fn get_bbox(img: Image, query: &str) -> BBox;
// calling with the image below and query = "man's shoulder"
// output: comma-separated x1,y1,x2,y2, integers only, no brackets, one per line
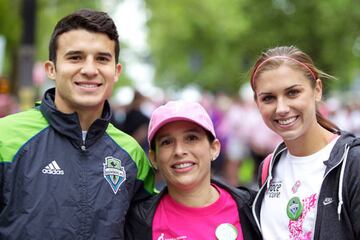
0,108,49,163
106,123,141,146
105,123,148,156
0,107,43,122
0,108,48,140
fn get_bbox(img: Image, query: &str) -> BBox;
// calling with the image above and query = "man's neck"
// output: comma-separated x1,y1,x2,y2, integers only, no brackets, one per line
54,101,104,131
77,107,103,131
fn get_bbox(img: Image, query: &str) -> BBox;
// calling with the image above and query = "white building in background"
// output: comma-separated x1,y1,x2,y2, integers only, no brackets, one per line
105,0,162,100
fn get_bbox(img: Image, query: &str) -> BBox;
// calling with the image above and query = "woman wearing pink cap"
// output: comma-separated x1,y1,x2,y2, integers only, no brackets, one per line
125,100,261,239
250,46,360,239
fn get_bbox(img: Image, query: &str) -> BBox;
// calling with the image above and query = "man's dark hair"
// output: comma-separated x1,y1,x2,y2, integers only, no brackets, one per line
48,9,120,64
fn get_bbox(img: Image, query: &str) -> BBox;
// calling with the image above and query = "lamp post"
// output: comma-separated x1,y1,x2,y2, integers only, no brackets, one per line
18,0,37,110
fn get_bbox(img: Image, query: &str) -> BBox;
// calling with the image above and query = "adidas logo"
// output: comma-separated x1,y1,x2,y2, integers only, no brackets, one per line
42,160,64,175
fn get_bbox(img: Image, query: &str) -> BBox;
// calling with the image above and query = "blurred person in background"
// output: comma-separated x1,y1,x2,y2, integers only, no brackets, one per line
349,101,360,136
202,92,231,179
125,100,261,240
111,90,150,150
219,96,250,186
327,97,360,137
250,45,360,239
0,9,155,239
219,91,281,188
0,76,19,117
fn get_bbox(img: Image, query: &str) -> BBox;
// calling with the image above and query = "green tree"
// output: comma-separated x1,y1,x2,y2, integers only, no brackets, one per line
146,0,250,93
145,0,360,94
240,0,360,91
0,0,22,85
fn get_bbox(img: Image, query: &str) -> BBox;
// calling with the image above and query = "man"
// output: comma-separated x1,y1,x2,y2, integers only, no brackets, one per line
0,9,155,239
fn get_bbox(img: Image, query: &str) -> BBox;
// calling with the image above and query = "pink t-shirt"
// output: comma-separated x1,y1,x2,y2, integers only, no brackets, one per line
152,184,243,240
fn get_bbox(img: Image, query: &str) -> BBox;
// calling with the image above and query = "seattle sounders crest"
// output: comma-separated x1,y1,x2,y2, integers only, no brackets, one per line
103,156,126,194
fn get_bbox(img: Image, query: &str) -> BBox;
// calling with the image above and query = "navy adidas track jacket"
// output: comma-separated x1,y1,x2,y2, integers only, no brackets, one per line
0,88,155,239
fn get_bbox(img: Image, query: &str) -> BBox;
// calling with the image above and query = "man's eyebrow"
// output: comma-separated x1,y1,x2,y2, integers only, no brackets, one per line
64,50,82,56
63,51,113,58
98,52,113,58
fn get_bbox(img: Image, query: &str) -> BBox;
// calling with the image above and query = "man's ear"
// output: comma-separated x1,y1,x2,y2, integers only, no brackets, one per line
114,63,122,83
44,61,56,80
149,149,158,170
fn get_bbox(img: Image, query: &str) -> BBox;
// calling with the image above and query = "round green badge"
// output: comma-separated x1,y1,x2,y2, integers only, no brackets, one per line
286,196,303,220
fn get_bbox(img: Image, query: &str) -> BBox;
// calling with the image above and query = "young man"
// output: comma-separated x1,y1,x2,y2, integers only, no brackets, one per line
0,9,155,239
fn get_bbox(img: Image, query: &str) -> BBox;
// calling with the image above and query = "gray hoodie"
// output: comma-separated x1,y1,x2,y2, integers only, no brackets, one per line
252,131,360,239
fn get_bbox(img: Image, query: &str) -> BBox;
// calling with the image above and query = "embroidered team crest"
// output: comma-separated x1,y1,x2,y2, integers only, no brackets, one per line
103,156,126,194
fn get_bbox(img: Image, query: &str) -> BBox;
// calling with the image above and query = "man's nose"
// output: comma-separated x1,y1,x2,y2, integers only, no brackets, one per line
80,57,98,77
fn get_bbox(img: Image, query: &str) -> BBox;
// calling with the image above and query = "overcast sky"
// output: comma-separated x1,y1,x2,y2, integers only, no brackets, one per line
111,0,155,90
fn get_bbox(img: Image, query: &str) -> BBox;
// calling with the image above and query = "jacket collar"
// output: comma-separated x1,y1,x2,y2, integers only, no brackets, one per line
254,131,359,230
270,131,356,172
325,131,356,169
40,88,111,147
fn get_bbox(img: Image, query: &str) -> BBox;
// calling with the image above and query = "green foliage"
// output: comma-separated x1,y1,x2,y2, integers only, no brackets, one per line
0,0,22,76
146,0,249,93
2,0,359,95
145,0,360,94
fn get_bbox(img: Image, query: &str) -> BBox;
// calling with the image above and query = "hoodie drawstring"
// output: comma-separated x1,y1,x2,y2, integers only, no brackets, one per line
337,144,350,221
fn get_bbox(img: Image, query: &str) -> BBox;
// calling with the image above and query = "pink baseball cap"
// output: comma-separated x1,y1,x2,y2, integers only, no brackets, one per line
148,100,216,146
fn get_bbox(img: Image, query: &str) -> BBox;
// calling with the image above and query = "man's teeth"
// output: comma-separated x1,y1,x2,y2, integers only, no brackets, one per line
174,163,193,169
278,117,296,125
79,84,98,88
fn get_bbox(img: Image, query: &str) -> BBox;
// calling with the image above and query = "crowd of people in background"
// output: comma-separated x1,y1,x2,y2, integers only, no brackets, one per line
1,84,359,189
1,83,359,189
107,86,360,189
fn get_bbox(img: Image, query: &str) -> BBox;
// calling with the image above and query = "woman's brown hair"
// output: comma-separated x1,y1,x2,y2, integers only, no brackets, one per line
250,46,340,134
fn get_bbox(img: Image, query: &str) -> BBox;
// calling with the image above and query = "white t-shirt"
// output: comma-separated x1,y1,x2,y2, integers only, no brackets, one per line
260,136,339,240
